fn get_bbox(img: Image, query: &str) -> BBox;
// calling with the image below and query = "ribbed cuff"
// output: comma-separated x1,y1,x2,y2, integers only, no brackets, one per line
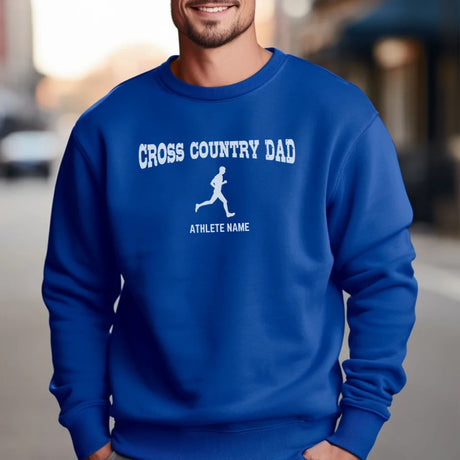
326,406,386,460
67,404,111,460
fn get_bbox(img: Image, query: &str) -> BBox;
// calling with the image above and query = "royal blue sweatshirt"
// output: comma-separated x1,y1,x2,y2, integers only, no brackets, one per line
42,48,417,460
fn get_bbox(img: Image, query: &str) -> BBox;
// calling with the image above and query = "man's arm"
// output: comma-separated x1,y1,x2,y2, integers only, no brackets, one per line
322,115,417,460
42,132,121,460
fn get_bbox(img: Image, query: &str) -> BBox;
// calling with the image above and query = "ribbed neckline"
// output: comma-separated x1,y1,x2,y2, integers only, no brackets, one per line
157,47,286,101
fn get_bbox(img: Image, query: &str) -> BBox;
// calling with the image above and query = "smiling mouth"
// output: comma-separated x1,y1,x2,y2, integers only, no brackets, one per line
188,2,238,14
196,6,230,12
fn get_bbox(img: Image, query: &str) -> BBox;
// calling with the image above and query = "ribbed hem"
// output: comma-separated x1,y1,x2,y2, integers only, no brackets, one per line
326,406,386,460
67,405,111,460
112,415,338,460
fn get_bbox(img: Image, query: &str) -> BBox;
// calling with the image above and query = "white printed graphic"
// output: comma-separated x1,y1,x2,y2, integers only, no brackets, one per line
195,166,235,218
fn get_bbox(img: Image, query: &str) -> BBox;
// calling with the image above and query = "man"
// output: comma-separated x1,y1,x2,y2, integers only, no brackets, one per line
42,1,417,459
195,166,235,218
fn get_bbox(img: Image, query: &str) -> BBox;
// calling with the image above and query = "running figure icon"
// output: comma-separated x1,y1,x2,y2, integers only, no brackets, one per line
195,166,235,218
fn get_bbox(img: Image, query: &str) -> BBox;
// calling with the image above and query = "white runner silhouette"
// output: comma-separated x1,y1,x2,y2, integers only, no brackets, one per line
195,166,235,218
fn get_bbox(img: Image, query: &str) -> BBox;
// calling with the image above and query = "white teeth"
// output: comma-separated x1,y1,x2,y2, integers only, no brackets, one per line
198,6,229,13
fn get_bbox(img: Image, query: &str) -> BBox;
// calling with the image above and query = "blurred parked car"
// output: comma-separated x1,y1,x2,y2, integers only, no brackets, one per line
0,130,60,178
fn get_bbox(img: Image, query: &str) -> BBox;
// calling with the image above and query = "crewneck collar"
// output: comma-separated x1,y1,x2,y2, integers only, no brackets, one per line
157,48,286,101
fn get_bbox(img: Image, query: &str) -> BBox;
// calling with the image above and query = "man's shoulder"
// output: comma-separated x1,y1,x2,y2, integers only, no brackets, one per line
283,52,360,92
75,61,166,128
69,61,168,154
282,52,375,115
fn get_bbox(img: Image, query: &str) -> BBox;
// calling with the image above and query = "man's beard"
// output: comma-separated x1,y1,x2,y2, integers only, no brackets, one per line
183,16,253,49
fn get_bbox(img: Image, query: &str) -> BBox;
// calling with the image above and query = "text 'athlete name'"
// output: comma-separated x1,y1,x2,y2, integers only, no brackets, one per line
190,222,250,234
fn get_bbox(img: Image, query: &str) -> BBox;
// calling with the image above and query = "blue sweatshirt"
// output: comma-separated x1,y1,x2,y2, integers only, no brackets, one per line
42,48,417,460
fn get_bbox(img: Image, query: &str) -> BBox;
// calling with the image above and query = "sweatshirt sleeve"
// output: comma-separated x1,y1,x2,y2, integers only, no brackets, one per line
325,115,418,459
42,132,121,460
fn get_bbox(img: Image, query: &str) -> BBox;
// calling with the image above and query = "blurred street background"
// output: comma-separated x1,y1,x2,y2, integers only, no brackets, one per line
1,0,459,458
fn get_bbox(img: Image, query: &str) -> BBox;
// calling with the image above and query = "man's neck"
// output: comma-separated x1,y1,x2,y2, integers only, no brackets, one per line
170,26,272,87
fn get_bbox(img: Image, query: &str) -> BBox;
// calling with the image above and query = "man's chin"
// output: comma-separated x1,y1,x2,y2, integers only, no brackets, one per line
187,29,238,48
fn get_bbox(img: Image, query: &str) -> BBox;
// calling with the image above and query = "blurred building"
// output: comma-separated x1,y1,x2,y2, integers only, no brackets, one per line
276,0,460,232
0,0,43,136
0,0,35,91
